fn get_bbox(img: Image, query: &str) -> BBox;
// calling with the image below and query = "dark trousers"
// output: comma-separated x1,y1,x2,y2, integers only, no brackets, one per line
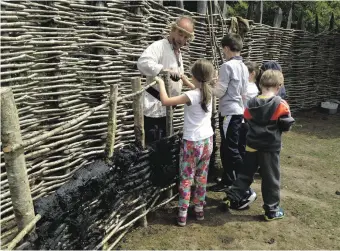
227,150,281,213
144,116,166,145
238,122,248,160
219,114,244,186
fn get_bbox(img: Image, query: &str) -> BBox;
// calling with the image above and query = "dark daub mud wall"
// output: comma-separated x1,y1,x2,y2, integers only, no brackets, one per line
32,134,181,250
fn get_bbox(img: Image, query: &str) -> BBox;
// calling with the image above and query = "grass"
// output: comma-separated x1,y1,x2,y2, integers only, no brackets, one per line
118,110,340,250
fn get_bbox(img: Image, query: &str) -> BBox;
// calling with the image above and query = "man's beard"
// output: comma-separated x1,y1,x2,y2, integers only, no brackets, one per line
171,38,181,50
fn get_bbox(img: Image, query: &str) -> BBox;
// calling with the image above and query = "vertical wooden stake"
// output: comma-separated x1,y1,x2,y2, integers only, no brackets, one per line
131,77,147,227
105,84,118,160
1,87,35,231
138,206,147,228
165,73,173,198
165,73,173,137
131,77,145,149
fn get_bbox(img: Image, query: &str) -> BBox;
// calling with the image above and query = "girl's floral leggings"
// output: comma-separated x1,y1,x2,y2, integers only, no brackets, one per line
178,136,213,210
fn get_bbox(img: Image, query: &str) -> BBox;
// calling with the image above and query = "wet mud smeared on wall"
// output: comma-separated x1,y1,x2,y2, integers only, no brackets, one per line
31,134,181,250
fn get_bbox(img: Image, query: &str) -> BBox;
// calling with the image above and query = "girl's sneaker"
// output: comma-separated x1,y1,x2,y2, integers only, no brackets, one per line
264,207,285,221
177,208,187,227
177,215,187,226
194,205,204,221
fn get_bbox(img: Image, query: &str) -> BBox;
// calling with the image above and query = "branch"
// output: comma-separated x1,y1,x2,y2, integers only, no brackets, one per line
7,214,41,250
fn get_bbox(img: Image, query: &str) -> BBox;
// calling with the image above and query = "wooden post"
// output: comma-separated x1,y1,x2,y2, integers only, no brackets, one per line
273,7,283,27
1,87,35,231
131,77,145,149
165,73,173,137
165,73,173,198
105,85,118,160
132,77,148,227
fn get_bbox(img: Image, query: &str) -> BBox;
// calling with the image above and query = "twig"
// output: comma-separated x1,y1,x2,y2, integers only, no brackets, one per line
7,214,41,251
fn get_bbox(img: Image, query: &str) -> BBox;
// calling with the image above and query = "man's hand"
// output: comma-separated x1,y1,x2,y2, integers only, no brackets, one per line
161,69,181,82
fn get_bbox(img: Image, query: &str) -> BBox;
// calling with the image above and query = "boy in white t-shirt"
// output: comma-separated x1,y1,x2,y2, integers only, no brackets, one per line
155,59,215,227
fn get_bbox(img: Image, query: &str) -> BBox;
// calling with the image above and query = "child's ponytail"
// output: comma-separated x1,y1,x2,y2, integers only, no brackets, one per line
200,81,211,113
190,59,214,113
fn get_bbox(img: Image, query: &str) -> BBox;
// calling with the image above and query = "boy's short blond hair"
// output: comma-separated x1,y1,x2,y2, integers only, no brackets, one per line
259,70,284,89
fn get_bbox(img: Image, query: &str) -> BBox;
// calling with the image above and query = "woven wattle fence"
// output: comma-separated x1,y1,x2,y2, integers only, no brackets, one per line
1,0,340,249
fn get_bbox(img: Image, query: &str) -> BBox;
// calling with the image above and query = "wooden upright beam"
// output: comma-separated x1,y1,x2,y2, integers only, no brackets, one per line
105,85,118,160
131,77,145,149
165,73,173,137
1,87,35,231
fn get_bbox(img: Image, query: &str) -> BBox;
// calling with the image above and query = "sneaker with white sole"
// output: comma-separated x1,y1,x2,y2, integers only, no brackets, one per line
264,207,285,221
222,188,257,210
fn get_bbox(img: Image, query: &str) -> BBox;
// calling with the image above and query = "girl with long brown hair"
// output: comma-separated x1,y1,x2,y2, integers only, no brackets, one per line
155,59,215,226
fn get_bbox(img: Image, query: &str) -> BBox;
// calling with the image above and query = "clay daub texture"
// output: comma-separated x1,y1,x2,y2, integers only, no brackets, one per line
32,134,181,250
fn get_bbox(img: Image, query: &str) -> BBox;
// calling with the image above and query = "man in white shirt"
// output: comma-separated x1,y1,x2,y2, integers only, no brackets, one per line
137,16,195,144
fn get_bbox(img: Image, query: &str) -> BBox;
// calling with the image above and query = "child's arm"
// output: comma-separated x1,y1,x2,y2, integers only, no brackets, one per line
155,77,190,106
211,64,229,98
278,115,295,132
181,74,196,90
271,99,295,131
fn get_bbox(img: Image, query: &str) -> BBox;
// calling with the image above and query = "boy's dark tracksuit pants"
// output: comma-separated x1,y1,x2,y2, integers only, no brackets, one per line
219,114,244,186
227,150,281,213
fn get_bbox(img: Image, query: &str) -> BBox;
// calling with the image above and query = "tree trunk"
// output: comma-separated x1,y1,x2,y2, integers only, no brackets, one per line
247,1,255,20
254,1,263,24
297,10,304,30
197,0,207,14
1,87,35,231
315,14,319,34
176,0,184,9
329,13,334,30
273,7,283,27
287,5,293,29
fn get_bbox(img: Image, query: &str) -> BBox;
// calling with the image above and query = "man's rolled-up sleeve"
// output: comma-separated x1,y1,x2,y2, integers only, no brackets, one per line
137,43,164,77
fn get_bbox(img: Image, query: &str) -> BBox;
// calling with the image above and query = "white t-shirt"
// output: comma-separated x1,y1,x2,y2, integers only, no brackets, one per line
244,82,259,108
183,89,214,141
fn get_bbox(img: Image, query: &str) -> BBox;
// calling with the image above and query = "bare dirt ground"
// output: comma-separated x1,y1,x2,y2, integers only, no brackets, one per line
118,110,340,250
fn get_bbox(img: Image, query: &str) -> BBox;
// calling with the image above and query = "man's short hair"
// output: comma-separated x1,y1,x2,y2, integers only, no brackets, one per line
221,33,243,52
259,70,284,89
176,16,194,28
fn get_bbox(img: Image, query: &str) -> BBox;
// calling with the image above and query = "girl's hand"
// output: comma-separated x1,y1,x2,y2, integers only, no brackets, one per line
154,76,164,86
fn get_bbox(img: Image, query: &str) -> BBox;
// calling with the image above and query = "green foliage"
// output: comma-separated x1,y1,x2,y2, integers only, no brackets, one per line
224,1,340,33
